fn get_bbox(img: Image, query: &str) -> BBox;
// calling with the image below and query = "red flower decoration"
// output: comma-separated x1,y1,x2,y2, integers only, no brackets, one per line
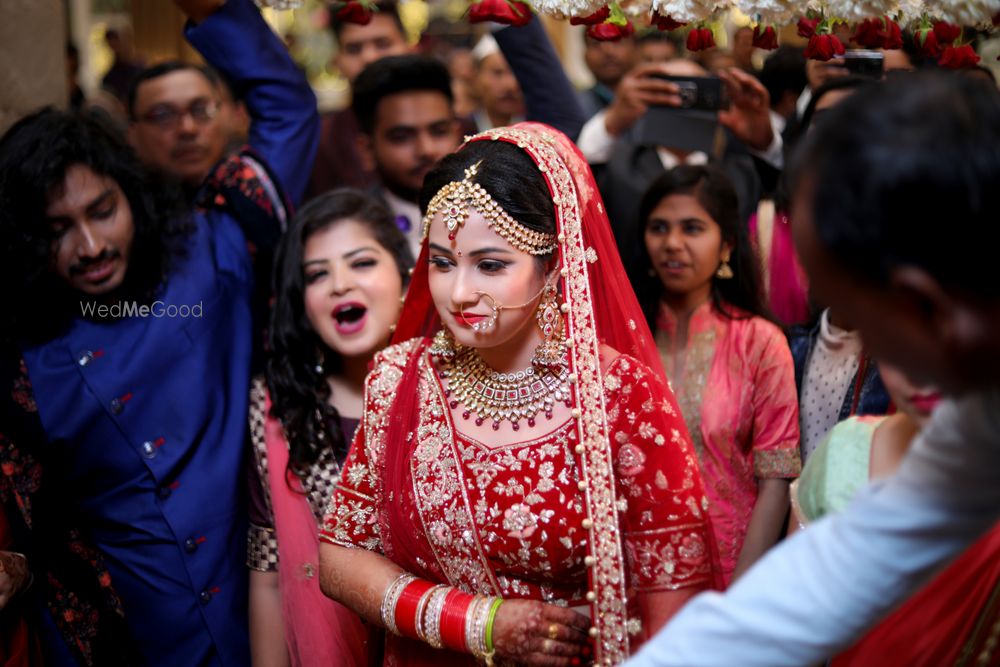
686,27,716,52
939,44,981,69
752,25,779,50
804,33,845,61
853,16,902,50
852,17,882,47
333,1,373,25
570,5,610,25
933,22,962,45
879,17,903,49
797,16,820,38
586,20,635,41
914,27,941,58
468,0,532,25
650,10,685,31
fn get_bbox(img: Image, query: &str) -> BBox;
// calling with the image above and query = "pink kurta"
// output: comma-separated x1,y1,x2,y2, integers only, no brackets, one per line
656,301,801,583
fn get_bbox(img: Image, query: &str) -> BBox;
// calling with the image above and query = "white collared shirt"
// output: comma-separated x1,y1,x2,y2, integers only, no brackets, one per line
626,388,1000,667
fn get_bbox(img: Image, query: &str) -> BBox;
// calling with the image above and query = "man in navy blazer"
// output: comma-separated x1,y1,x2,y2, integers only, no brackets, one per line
0,0,317,663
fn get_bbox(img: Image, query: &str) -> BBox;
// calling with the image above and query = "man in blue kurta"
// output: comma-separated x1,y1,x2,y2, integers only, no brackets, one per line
0,0,318,663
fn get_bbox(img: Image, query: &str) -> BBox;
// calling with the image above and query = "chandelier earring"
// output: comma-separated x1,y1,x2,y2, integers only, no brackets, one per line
531,283,567,369
429,328,458,362
716,249,734,280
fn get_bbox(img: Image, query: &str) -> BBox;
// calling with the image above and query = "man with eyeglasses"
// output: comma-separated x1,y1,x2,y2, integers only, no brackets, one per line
0,0,315,664
127,0,317,208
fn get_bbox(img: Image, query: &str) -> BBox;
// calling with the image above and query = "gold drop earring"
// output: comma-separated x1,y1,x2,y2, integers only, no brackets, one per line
531,283,566,369
716,250,734,279
429,328,457,362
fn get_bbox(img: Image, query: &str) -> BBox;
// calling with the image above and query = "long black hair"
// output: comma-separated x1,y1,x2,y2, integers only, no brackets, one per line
420,139,556,264
634,164,770,332
267,189,413,472
0,108,191,345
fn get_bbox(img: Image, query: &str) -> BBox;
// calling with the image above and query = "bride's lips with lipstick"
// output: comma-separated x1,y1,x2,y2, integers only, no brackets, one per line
910,391,942,414
452,311,487,327
331,301,368,335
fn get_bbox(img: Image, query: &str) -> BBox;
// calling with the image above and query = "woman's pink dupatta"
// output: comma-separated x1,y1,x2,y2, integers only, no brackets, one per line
263,392,369,667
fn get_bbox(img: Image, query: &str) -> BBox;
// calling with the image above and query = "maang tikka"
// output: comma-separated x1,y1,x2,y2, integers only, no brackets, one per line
421,160,558,256
531,283,566,369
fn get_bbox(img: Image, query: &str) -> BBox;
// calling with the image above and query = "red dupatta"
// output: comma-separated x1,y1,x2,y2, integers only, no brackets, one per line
380,123,685,663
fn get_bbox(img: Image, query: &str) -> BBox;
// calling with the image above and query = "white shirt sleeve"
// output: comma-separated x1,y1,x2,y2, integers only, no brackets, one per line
746,112,784,170
626,389,1000,667
576,110,618,165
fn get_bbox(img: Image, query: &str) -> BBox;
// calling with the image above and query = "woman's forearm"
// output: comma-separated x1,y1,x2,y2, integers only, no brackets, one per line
249,570,290,667
732,478,791,582
318,542,405,625
637,588,698,643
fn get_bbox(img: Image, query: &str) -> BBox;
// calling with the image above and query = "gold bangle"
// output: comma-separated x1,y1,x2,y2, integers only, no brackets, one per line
465,595,485,658
380,573,417,636
423,586,452,650
415,584,446,643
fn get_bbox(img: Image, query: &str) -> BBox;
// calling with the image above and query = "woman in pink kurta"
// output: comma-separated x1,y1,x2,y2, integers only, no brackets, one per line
634,165,801,584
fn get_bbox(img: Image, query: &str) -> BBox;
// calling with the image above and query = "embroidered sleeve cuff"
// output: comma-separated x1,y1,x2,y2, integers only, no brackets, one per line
754,446,802,479
248,523,278,572
625,524,714,592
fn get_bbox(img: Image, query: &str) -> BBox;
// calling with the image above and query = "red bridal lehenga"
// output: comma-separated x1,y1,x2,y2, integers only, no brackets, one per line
320,123,720,665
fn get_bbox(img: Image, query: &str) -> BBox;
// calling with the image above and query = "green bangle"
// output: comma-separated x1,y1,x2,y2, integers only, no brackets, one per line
484,598,504,654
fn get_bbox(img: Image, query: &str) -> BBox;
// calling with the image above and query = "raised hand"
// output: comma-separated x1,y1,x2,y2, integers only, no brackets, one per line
604,63,683,138
717,67,775,151
491,598,592,666
0,551,29,609
173,0,226,23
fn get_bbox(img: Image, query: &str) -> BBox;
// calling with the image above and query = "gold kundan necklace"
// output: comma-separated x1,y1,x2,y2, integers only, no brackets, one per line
439,346,571,431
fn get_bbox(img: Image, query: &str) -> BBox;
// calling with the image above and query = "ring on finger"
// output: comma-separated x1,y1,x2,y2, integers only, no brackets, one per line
547,623,559,640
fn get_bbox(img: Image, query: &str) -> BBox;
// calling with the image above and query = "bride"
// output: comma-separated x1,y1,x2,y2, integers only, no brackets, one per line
319,123,718,666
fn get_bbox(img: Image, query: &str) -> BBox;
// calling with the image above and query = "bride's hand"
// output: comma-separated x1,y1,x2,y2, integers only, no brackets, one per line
491,599,591,666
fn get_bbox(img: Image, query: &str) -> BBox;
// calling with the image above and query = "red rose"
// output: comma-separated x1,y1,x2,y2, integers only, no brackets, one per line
468,0,532,25
933,21,962,45
333,1,373,25
852,17,882,48
650,10,685,31
879,16,903,49
570,5,610,25
686,27,716,52
752,25,779,50
804,33,845,61
914,27,941,58
797,16,820,38
586,20,635,41
853,16,901,50
939,44,981,69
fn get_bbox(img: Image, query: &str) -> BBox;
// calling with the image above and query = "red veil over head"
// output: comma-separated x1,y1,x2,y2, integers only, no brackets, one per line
383,123,672,664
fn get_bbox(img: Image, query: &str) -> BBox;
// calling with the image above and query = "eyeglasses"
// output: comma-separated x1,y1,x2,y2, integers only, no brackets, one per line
135,99,221,130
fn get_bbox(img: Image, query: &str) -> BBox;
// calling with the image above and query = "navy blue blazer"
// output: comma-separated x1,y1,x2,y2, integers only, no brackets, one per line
20,0,318,664
494,18,587,142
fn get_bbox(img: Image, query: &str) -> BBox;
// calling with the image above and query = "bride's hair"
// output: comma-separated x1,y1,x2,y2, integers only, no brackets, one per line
420,140,556,262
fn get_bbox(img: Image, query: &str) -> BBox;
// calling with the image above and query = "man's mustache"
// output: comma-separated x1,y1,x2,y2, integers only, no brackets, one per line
70,249,120,276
